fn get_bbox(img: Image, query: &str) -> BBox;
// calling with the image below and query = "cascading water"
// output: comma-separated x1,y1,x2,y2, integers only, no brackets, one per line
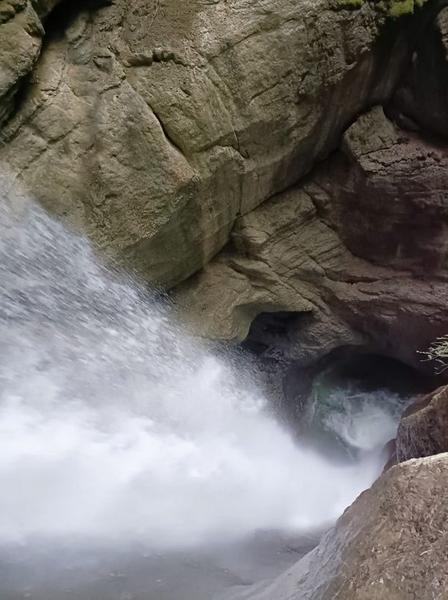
0,173,402,599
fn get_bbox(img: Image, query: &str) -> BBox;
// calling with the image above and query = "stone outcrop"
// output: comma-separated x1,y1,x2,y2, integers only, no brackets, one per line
225,454,448,600
0,0,433,287
396,385,448,461
175,106,448,371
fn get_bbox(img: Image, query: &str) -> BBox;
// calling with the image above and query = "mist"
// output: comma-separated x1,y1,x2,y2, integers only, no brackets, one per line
0,173,393,549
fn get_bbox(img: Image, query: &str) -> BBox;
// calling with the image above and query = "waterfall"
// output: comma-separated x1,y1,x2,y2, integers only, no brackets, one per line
0,173,393,550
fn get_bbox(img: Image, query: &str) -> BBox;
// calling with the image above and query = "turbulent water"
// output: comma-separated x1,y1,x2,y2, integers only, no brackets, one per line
0,174,402,598
322,389,406,452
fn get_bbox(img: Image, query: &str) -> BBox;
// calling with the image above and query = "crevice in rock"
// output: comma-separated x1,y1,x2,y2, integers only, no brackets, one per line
241,311,306,357
42,0,110,40
147,102,188,160
285,2,444,196
1,0,112,131
386,1,448,138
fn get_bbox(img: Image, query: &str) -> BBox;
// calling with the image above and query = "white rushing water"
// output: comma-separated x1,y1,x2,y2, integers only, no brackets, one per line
0,174,394,549
322,390,405,453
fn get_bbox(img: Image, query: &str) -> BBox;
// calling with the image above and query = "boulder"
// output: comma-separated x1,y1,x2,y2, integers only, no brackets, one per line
396,385,448,461
225,454,448,600
0,0,431,286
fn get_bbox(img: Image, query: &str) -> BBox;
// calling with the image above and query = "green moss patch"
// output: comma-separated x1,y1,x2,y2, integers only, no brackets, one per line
336,0,429,17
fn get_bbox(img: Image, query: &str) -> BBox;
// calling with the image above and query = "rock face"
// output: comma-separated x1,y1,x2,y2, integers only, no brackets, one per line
0,0,433,287
225,454,448,600
175,106,448,370
396,385,448,461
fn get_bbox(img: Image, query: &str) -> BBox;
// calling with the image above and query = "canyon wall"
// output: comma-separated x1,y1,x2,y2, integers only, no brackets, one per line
2,0,443,373
0,0,438,292
2,1,448,598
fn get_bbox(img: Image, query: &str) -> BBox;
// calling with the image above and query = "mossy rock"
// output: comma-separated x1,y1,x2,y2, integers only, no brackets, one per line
336,0,428,17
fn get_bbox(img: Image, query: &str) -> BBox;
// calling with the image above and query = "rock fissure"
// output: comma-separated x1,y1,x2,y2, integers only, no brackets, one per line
146,100,189,161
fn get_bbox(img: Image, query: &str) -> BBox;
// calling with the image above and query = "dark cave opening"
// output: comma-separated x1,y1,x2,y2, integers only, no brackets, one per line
42,0,112,39
240,309,441,462
282,348,439,462
241,311,309,358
